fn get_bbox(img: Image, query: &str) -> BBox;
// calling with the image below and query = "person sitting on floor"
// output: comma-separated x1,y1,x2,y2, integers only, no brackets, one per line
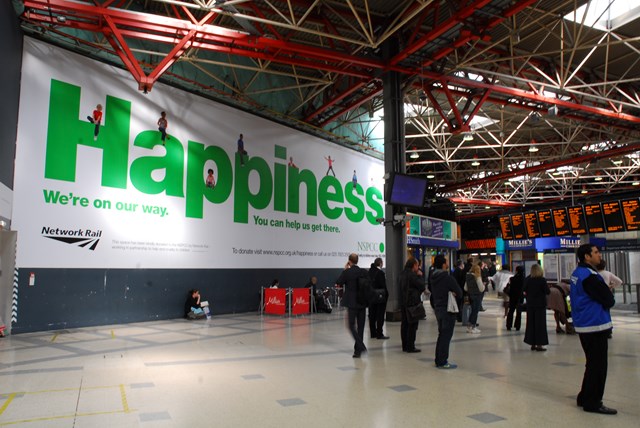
184,289,206,320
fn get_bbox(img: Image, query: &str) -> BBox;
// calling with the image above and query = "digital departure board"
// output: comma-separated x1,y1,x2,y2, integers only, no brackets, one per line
510,213,526,239
602,201,624,233
621,198,640,231
499,215,514,239
524,212,541,239
552,208,571,236
537,210,555,237
584,203,605,234
568,205,587,235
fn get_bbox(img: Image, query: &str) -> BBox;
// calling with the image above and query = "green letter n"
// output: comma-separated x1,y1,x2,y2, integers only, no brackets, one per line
44,79,130,188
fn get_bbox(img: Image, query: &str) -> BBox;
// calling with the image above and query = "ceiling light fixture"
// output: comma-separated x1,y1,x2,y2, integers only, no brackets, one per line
427,173,435,179
581,187,588,194
529,138,539,152
612,159,622,165
410,151,419,159
471,154,480,167
633,181,639,186
594,175,603,182
463,132,474,142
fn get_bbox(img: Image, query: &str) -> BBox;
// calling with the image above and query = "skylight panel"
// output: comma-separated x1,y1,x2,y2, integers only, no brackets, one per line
564,1,640,31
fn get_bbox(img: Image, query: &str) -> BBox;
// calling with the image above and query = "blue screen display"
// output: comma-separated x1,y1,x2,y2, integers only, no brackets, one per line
388,174,428,208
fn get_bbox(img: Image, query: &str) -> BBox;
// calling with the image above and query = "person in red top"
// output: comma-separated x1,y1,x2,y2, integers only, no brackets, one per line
86,104,102,141
324,155,335,176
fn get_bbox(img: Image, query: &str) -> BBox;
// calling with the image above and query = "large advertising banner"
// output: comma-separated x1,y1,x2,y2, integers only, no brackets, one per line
13,39,385,269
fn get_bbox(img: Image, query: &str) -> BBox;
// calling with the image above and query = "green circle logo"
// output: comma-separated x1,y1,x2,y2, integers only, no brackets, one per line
379,242,385,253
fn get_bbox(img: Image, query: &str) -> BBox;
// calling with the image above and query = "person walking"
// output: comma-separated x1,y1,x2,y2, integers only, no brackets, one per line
571,244,617,415
465,264,484,333
431,255,463,369
399,258,425,353
506,265,525,331
335,253,368,358
523,264,550,351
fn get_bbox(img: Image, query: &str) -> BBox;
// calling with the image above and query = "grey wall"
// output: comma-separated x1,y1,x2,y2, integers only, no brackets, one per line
12,267,344,333
0,2,22,188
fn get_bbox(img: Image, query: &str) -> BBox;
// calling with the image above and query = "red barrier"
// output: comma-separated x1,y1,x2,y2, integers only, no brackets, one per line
291,288,311,315
263,288,287,315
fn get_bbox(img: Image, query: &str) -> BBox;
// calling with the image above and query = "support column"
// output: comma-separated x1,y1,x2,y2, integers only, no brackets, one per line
382,37,407,320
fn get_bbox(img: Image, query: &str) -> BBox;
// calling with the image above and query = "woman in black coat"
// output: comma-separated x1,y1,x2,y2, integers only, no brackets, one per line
399,258,426,353
523,264,550,351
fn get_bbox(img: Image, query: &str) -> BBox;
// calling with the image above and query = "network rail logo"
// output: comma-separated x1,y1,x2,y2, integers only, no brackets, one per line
41,226,103,251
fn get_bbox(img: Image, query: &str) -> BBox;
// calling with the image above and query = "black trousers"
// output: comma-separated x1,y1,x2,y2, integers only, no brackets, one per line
577,330,609,410
368,298,387,337
400,307,419,351
347,307,366,353
434,307,456,366
506,302,522,330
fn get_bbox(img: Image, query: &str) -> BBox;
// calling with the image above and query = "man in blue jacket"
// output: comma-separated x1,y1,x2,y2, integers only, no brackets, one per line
570,244,616,415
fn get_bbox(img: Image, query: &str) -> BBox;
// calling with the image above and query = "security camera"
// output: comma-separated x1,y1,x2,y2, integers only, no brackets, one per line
375,217,385,224
393,214,407,222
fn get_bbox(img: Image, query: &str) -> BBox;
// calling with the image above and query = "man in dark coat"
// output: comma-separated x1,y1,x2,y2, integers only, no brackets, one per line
399,258,425,353
336,253,368,358
368,257,389,340
431,255,463,369
506,266,525,330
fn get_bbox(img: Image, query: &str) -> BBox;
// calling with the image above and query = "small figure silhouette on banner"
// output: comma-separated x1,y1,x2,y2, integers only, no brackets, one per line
86,104,102,141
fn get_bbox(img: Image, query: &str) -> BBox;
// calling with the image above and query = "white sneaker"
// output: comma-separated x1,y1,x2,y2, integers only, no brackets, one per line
471,327,481,334
466,326,473,333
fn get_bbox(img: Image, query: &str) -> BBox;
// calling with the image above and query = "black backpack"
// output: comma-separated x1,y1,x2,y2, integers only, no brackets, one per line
357,274,385,305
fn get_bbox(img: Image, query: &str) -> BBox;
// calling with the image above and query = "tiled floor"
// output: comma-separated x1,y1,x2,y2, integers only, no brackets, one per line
1,297,639,427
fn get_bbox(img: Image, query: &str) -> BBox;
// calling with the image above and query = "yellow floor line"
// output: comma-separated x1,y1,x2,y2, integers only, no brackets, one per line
0,409,135,426
20,385,120,395
0,393,16,416
119,384,130,413
50,333,58,342
111,330,115,339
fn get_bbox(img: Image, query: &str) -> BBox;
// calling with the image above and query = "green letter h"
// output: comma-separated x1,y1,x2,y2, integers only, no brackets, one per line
44,79,131,188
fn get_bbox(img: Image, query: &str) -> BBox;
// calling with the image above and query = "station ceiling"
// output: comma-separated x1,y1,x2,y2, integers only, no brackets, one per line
14,0,640,222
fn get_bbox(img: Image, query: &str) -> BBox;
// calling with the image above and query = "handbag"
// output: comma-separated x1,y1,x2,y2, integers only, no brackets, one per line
447,291,459,313
406,302,426,323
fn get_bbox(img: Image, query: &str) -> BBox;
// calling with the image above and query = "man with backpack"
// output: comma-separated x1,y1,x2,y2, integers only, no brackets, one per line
368,257,389,340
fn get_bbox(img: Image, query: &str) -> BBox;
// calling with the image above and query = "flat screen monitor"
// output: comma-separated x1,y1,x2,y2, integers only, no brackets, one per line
621,199,640,231
498,215,514,240
552,208,571,236
537,210,555,237
584,203,605,234
510,213,526,239
524,212,541,239
601,201,624,233
386,173,428,208
568,205,587,235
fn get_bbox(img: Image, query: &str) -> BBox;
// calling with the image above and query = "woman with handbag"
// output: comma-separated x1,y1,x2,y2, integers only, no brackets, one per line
523,264,550,351
399,258,425,353
465,264,485,334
